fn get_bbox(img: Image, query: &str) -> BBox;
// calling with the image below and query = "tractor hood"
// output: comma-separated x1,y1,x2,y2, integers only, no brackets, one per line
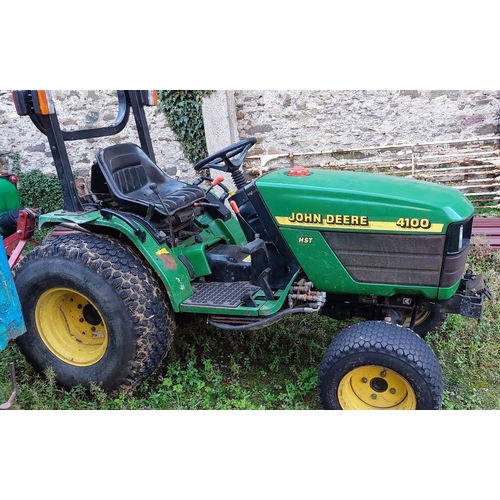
256,168,474,233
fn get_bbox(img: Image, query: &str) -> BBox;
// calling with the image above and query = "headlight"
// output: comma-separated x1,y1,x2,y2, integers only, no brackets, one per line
446,217,473,254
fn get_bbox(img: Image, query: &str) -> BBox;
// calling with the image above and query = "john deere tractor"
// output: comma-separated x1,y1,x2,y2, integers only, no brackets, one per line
10,90,490,410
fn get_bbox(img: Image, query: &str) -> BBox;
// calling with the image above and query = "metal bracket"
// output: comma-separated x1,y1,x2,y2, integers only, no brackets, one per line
0,363,17,410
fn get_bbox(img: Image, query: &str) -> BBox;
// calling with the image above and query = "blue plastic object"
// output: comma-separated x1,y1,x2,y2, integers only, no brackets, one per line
0,235,25,351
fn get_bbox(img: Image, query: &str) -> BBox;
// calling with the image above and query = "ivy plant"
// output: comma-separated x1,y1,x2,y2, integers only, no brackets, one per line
156,90,213,165
14,168,64,214
0,152,21,171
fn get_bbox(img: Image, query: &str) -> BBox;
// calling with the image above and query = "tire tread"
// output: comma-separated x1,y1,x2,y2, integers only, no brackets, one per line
14,232,174,394
318,321,443,409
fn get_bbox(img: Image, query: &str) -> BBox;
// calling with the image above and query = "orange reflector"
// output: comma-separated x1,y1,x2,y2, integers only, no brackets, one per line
142,90,158,106
36,91,55,115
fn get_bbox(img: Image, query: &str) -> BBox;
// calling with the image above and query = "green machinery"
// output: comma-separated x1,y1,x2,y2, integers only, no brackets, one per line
10,90,491,410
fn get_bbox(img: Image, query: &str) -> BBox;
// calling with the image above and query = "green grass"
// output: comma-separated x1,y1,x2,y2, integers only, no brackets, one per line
426,244,500,410
1,245,499,410
0,314,340,410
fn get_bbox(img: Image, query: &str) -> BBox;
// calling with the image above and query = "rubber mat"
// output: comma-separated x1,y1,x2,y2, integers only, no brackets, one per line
184,281,261,308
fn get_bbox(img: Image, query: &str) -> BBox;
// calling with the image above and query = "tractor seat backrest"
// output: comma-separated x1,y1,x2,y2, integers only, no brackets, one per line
110,153,148,194
93,143,205,217
103,147,169,194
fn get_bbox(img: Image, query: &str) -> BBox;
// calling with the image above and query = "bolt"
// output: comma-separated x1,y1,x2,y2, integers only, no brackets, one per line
380,370,386,377
371,394,377,400
79,318,84,323
362,377,368,383
390,388,396,394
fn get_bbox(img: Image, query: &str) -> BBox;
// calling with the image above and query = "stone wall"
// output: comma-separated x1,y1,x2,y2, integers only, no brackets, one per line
0,90,191,178
233,90,500,156
1,90,499,185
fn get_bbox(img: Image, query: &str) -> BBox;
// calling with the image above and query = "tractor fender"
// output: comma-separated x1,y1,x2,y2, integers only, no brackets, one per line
39,211,193,311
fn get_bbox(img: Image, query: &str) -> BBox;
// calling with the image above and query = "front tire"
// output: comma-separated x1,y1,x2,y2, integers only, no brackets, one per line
14,232,174,394
318,321,443,410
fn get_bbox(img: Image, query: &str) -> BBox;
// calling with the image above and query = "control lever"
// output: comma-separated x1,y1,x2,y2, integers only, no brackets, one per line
150,183,170,215
194,175,231,203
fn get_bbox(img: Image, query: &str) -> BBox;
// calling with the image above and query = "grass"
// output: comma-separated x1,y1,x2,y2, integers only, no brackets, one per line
426,243,500,410
0,314,340,410
1,245,499,410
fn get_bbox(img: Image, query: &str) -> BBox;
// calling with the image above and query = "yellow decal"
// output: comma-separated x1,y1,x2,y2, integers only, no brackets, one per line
396,217,431,229
288,212,369,226
155,247,177,270
276,213,444,233
243,255,252,262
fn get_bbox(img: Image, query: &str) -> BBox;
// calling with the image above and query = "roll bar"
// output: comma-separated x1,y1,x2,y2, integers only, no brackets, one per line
12,90,158,213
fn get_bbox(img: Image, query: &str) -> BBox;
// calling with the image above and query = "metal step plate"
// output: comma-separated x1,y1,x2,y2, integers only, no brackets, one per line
184,281,261,308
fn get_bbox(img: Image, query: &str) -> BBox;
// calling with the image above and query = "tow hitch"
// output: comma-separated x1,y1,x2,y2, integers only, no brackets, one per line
463,270,493,300
425,272,493,320
3,208,39,268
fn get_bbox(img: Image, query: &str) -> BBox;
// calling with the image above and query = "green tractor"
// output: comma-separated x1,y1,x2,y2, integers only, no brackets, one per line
11,90,491,410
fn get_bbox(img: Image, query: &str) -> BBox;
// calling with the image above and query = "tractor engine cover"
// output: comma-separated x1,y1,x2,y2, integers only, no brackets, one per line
256,168,474,301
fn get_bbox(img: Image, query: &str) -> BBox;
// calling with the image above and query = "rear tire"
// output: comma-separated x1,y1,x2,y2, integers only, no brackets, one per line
13,232,174,394
318,321,443,410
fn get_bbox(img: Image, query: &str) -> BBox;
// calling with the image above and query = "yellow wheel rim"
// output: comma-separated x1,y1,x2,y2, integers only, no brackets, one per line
338,365,417,410
403,311,430,328
36,288,108,366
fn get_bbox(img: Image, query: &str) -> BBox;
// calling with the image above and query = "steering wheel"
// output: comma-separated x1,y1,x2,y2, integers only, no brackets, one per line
194,137,257,173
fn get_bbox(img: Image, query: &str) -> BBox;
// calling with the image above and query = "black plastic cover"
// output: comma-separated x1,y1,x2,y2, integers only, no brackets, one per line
206,245,252,282
322,231,446,287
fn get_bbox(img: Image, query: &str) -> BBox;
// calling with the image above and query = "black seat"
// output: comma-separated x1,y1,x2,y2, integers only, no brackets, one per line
93,143,205,217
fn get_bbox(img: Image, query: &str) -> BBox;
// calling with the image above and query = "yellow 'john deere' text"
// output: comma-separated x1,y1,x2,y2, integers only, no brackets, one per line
275,213,444,233
287,212,369,226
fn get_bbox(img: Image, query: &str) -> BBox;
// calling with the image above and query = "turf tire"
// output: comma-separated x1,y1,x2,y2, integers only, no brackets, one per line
13,232,174,394
318,320,443,410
